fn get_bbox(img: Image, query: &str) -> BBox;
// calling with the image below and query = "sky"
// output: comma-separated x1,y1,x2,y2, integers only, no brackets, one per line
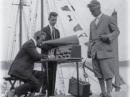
0,0,130,61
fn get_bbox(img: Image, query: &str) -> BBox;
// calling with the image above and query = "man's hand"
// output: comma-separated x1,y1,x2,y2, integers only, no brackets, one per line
41,54,48,59
48,55,55,59
87,51,91,58
99,35,110,43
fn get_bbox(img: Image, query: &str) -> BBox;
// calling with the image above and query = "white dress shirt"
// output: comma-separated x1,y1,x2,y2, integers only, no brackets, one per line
49,24,55,39
32,38,42,71
95,13,103,25
32,37,37,47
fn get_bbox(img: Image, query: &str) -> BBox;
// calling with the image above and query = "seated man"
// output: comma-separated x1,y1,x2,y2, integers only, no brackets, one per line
8,30,47,97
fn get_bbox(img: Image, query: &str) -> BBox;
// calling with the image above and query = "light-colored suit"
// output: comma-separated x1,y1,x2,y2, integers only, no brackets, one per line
88,14,120,59
88,14,120,79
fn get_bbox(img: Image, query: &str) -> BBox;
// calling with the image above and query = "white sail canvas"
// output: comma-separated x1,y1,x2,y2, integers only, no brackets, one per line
0,0,129,97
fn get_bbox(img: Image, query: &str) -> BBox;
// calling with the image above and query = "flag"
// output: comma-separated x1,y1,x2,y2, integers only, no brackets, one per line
79,32,88,38
73,24,82,32
67,15,73,22
61,5,71,11
71,5,75,11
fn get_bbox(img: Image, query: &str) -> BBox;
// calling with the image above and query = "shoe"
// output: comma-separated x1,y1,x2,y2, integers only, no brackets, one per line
112,83,121,92
7,89,15,97
106,93,112,97
14,95,19,97
99,92,107,97
27,92,35,97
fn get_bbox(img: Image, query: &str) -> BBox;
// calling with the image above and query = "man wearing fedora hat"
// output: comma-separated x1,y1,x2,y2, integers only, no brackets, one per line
87,0,120,97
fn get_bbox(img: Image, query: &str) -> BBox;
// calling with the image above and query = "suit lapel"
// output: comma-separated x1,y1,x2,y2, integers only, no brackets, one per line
96,14,104,28
47,25,51,36
46,25,59,39
46,25,52,40
92,21,97,29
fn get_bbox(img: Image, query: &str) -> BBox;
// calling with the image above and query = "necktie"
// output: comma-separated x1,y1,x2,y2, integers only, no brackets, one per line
95,17,99,25
52,27,55,39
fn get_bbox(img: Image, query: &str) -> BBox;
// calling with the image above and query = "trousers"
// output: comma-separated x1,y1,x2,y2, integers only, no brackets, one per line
15,71,44,96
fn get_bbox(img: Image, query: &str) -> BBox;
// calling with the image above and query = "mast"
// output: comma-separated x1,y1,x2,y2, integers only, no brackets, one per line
13,0,26,49
10,0,27,60
41,0,44,30
19,0,23,49
13,0,27,49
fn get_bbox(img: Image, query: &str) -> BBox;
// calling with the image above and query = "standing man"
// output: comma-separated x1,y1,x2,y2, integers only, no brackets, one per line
8,31,47,97
87,0,120,97
42,12,60,96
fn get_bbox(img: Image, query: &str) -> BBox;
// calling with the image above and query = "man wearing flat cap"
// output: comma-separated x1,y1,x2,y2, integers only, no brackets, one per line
87,0,120,97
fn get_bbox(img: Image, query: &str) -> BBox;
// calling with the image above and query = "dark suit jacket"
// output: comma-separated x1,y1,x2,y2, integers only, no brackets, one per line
88,14,120,59
8,39,43,80
42,25,60,40
42,25,60,53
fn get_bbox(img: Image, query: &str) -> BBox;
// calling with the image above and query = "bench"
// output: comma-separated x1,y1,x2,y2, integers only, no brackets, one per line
3,76,41,97
3,76,23,90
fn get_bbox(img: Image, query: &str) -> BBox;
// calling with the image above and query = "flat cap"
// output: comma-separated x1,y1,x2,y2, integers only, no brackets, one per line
87,0,100,8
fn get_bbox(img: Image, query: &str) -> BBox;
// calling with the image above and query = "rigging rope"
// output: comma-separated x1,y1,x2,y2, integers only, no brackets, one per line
9,7,19,61
28,0,32,39
23,9,30,40
46,0,51,15
30,0,39,34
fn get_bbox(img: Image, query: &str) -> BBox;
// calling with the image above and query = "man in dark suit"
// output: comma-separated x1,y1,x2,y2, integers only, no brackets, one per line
42,12,60,96
87,0,120,97
8,31,47,97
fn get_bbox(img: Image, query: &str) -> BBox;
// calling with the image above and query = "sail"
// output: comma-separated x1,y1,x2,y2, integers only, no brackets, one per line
0,0,128,96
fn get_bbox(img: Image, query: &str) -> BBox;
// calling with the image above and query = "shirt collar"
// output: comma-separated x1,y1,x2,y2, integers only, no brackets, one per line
49,24,55,32
32,37,37,46
96,13,103,20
